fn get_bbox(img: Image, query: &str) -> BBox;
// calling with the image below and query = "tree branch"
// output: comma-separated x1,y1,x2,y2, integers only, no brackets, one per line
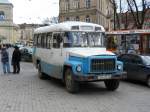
126,0,138,27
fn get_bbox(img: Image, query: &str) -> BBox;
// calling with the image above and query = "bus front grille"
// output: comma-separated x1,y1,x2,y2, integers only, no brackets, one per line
91,59,115,73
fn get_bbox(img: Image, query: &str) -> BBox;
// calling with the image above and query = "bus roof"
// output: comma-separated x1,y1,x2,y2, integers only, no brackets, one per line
34,21,105,34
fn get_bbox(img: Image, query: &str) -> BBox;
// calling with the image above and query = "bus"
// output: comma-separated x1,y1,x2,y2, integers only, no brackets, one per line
33,21,125,93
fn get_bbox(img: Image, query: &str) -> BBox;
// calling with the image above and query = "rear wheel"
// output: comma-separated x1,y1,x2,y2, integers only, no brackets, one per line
65,68,79,93
104,79,120,91
147,76,150,87
37,63,48,80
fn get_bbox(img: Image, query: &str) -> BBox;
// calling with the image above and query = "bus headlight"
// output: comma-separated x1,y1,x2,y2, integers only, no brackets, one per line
76,65,82,72
117,65,122,70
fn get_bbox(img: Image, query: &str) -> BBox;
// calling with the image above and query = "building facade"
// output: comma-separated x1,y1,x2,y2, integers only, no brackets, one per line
0,0,14,43
17,24,47,45
120,9,150,30
59,0,114,31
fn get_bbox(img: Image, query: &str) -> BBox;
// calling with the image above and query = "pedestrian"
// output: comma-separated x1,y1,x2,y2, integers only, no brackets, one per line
0,45,11,74
12,46,21,74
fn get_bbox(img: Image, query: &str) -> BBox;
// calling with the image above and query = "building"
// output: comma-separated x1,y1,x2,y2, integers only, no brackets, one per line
17,24,48,45
0,0,14,44
120,9,150,30
59,0,114,31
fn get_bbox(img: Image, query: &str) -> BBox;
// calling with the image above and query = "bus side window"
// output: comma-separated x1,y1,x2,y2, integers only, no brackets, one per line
53,34,63,48
33,34,37,46
47,32,52,49
53,34,57,48
63,32,72,48
37,34,41,47
41,33,45,48
43,33,47,48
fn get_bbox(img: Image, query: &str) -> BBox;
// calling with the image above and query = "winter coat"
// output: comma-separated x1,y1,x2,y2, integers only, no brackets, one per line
1,48,9,63
12,49,21,63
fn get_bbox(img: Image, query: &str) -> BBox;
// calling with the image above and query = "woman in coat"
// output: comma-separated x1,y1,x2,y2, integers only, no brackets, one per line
12,46,21,74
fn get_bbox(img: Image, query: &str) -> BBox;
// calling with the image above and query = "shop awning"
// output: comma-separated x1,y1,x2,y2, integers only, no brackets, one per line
106,29,150,35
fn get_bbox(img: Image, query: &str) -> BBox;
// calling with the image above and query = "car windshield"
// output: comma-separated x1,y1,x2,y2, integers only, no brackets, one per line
63,32,105,47
141,56,150,65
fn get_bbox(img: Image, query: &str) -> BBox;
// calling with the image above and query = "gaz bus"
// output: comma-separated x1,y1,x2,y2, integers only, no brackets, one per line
33,21,125,93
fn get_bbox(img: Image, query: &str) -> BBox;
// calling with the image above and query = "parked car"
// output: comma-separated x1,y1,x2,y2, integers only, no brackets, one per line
13,42,25,48
20,47,33,62
117,53,150,87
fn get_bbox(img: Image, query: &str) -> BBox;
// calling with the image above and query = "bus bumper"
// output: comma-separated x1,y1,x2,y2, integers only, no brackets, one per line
73,72,127,82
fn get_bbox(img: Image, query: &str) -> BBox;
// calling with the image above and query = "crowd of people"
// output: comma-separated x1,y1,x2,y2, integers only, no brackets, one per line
0,45,21,74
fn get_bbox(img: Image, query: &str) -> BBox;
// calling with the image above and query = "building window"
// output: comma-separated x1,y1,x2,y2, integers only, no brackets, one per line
62,0,69,11
64,1,69,11
0,11,5,21
85,0,91,8
66,17,69,21
77,0,80,8
85,15,90,22
75,0,80,8
70,0,79,9
76,16,80,21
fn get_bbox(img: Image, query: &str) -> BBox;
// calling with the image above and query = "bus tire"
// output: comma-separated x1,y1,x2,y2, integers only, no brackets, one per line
37,63,47,80
65,68,79,93
104,79,120,91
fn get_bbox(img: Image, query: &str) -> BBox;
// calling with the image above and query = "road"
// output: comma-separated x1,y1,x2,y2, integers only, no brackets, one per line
0,48,150,112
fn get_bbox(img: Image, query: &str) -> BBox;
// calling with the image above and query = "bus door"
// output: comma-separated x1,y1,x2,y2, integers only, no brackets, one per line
36,33,53,76
50,32,64,78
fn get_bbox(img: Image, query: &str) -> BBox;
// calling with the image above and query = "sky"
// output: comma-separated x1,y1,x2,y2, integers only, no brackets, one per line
9,0,59,24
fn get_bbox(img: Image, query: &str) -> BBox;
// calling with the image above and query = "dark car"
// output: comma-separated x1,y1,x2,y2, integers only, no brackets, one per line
20,47,33,62
117,54,150,87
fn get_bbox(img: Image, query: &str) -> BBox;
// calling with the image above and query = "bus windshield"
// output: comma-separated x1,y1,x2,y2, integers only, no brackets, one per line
64,32,105,47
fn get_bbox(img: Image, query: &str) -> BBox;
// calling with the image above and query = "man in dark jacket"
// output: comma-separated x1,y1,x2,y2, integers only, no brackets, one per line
1,46,10,74
12,46,21,74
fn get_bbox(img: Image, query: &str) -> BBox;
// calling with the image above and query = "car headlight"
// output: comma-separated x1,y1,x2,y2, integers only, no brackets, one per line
117,64,122,70
76,65,82,72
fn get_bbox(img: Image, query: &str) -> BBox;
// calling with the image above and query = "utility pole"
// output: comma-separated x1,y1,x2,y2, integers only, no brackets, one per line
114,6,116,30
120,0,122,29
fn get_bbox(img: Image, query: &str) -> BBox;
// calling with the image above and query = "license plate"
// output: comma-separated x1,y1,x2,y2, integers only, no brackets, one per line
98,75,112,79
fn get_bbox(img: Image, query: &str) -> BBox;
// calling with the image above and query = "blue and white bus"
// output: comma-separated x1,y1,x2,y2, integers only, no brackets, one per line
33,21,125,93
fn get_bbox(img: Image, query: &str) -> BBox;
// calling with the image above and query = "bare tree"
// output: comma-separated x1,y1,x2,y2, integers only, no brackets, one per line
126,0,149,29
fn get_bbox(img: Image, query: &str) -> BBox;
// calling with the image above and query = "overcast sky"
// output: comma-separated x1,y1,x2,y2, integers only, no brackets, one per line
9,0,59,24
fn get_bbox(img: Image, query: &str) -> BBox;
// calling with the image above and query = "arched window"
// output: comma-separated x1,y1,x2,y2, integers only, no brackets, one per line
85,15,90,22
85,0,91,8
0,11,5,21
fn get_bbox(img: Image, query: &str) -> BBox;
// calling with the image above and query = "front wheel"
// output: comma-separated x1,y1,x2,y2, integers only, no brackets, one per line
37,63,48,80
104,79,120,91
65,68,79,93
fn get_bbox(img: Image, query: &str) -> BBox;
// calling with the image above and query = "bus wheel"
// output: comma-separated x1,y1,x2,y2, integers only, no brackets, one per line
104,79,120,91
65,68,79,93
37,63,47,80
